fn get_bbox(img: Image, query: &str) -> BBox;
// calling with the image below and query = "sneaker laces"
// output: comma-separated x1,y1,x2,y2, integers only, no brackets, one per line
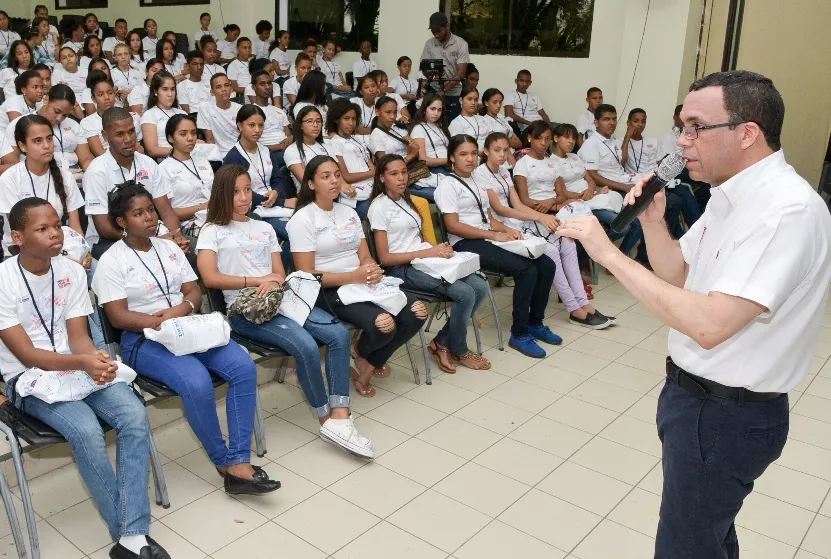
344,418,372,448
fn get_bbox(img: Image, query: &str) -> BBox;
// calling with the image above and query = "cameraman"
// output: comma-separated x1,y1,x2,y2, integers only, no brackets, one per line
420,12,469,123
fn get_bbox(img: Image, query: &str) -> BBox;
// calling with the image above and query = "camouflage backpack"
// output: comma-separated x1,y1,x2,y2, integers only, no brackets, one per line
227,286,286,325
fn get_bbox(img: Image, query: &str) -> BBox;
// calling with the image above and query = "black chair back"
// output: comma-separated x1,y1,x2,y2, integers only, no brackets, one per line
207,288,227,314
96,305,123,346
175,33,189,56
345,71,354,89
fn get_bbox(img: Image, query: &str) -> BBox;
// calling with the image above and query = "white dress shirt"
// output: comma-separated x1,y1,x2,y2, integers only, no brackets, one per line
669,150,831,392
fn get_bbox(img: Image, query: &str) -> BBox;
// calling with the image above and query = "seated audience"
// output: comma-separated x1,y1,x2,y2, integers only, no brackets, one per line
253,20,272,60
0,198,171,559
142,18,160,60
111,44,143,102
156,36,186,83
352,41,378,89
351,76,378,140
448,85,489,151
284,105,330,188
0,11,21,59
226,37,252,96
102,18,128,63
198,37,225,88
31,17,55,67
387,56,417,101
435,134,561,358
268,30,292,77
84,13,103,39
369,154,492,372
288,155,428,396
177,50,211,114
197,164,374,456
216,24,240,64
141,70,188,158
78,35,103,71
244,59,280,106
0,40,34,99
368,69,410,123
81,71,142,157
319,39,352,99
62,21,86,55
576,86,603,145
248,69,292,154
409,92,451,180
327,99,374,219
504,70,551,132
282,52,312,110
481,88,523,151
127,58,164,115
93,183,280,496
51,46,87,118
194,12,217,46
126,30,145,71
81,58,119,116
0,70,43,137
197,74,242,158
291,69,329,129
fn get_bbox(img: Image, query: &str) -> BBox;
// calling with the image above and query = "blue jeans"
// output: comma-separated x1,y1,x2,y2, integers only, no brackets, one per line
229,308,351,417
408,185,436,202
665,186,702,240
655,375,789,558
387,266,488,355
87,259,106,350
9,381,150,540
354,199,370,221
269,149,286,170
120,333,257,467
262,217,294,272
444,95,461,123
592,209,644,257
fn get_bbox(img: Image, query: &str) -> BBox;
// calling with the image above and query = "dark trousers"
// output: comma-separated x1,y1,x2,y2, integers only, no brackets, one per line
665,186,702,240
316,290,425,367
655,376,789,559
262,217,293,272
444,95,462,123
454,238,554,337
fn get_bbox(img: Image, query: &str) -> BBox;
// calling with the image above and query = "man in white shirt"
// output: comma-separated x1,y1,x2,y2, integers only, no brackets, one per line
83,107,187,257
420,12,470,123
102,19,128,64
559,70,831,559
578,104,637,194
504,70,551,131
197,74,241,158
351,41,377,90
177,51,210,114
575,86,603,146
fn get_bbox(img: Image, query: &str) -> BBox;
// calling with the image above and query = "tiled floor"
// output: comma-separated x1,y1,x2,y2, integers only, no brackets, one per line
2,275,831,558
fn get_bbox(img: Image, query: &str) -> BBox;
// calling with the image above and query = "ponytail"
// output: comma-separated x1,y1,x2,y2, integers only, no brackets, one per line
48,157,69,216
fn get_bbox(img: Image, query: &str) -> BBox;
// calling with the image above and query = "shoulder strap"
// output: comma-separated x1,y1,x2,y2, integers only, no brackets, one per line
380,126,409,146
448,173,488,225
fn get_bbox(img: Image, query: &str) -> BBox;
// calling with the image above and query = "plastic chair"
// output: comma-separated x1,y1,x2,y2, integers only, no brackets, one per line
435,212,505,350
0,347,169,559
97,305,269,459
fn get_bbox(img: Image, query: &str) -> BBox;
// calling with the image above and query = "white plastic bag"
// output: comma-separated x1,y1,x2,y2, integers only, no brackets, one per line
412,251,480,284
583,191,624,213
15,361,137,403
60,226,90,261
143,312,231,356
555,200,593,221
279,271,321,326
253,205,294,219
487,236,547,259
337,276,408,315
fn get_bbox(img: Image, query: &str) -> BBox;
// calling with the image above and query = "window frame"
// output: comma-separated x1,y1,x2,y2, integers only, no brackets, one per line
438,0,595,58
54,0,108,10
277,0,380,52
139,0,210,6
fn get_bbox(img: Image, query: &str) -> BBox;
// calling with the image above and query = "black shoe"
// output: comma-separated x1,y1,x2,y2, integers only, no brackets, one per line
224,472,281,495
0,400,17,426
146,536,171,559
592,310,617,324
216,465,268,481
569,312,612,330
109,543,153,559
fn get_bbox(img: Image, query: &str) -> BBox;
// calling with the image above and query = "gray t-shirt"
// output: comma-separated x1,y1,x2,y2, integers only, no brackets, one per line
420,33,470,97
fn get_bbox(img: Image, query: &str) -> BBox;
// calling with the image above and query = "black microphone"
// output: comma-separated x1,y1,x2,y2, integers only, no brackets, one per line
610,153,686,234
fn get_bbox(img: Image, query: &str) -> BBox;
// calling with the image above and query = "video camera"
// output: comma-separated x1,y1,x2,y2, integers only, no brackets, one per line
419,58,444,80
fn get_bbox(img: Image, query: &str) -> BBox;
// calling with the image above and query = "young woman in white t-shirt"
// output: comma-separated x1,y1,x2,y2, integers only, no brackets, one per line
287,156,428,397
2,69,42,128
1,40,34,99
126,30,145,71
94,183,280,496
216,24,240,64
448,85,489,152
197,165,374,457
409,92,451,176
141,70,187,159
226,37,252,96
368,96,419,163
159,115,212,236
327,99,374,219
141,19,159,60
480,132,613,329
481,88,522,152
156,39,186,84
435,134,562,358
80,72,117,157
284,105,330,187
387,56,418,102
368,154,491,372
351,76,378,138
128,58,164,115
268,30,291,76
52,47,86,119
111,44,143,101
0,115,85,259
78,35,104,71
0,198,170,559
80,58,117,116
318,39,351,98
291,69,328,133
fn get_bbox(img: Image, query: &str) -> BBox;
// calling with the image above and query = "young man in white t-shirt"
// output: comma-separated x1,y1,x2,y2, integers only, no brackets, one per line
177,50,211,115
197,74,241,158
576,87,603,146
103,18,128,64
82,107,187,256
351,41,377,90
577,104,638,195
0,197,171,559
504,70,551,132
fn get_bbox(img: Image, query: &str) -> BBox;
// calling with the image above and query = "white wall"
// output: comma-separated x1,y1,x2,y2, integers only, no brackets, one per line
12,0,693,134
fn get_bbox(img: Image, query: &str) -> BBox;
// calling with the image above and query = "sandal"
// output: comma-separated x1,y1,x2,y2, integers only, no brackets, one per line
350,368,376,397
351,344,391,378
428,339,457,373
453,351,492,370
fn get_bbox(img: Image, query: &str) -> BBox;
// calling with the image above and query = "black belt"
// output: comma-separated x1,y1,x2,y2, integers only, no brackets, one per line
666,358,782,402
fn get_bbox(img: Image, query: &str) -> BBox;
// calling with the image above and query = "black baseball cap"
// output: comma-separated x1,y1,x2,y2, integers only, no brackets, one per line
429,12,448,30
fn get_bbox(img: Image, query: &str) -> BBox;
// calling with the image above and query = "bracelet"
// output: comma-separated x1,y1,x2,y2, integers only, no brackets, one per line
184,300,196,314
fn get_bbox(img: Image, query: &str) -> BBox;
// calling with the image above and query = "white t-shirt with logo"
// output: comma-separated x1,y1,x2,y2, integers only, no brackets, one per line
388,75,418,97
0,256,91,382
410,123,449,159
93,238,197,315
231,143,274,196
283,141,330,188
512,154,559,201
140,106,187,149
163,55,186,78
367,194,427,254
196,220,281,307
509,91,543,123
369,127,408,158
286,202,364,273
483,114,514,139
473,163,524,231
197,101,241,157
83,151,169,244
258,105,290,146
51,65,88,101
449,114,489,150
226,59,250,88
328,135,374,196
6,115,86,167
434,173,492,245
576,108,596,136
625,137,660,177
578,134,636,185
201,64,226,88
177,79,212,114
281,76,299,109
0,162,85,256
158,155,213,230
111,65,143,92
269,48,292,72
550,152,589,194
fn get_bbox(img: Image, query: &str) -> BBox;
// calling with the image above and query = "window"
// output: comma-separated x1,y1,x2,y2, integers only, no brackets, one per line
285,0,380,51
439,0,595,57
140,0,209,5
54,0,107,9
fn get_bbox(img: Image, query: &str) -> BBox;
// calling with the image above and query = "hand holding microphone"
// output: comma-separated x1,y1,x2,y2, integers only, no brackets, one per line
610,153,686,233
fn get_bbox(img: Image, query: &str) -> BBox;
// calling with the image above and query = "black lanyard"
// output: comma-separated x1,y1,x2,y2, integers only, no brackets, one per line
449,173,488,225
54,124,64,152
0,31,11,49
17,260,56,352
486,114,507,134
117,157,138,184
399,77,412,95
239,143,269,189
346,136,371,167
515,91,528,117
126,240,173,308
602,140,624,170
25,163,51,201
300,142,328,165
116,67,132,85
461,116,480,140
359,101,374,127
630,139,644,173
322,59,337,83
170,155,201,182
421,124,447,156
381,126,408,147
488,167,512,208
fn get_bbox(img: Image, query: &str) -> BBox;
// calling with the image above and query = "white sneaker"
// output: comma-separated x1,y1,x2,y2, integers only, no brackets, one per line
320,418,375,459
